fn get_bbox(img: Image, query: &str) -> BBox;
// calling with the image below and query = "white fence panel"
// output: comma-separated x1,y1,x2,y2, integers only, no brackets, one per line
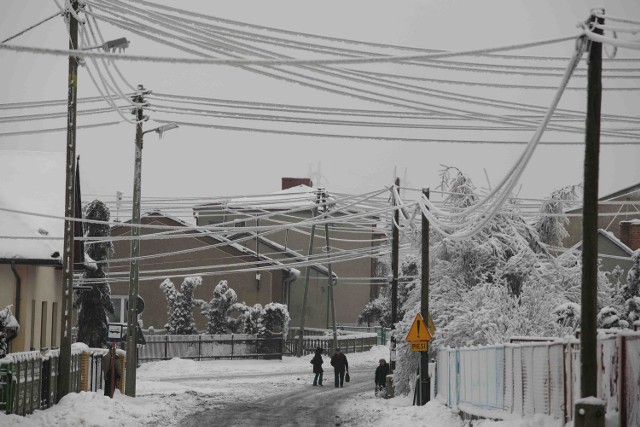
504,346,514,413
548,343,565,420
624,335,640,427
599,335,620,414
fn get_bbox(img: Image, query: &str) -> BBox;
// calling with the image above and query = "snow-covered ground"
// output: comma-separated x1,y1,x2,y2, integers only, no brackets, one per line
0,346,561,426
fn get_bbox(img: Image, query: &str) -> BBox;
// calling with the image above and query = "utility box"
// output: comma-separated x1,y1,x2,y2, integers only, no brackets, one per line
574,401,605,427
386,375,394,399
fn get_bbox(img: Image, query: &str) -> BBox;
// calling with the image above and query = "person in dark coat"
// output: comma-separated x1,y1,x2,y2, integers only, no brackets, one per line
310,347,324,386
102,349,122,397
330,348,349,388
375,358,390,396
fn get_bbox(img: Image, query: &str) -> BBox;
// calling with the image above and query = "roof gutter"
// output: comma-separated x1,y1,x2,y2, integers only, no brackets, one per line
10,261,21,325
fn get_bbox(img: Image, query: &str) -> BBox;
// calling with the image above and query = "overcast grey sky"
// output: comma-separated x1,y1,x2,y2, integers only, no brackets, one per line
1,0,639,204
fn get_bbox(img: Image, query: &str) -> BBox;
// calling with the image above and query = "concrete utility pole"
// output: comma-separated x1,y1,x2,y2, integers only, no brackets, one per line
297,191,320,356
323,190,338,352
575,9,605,427
58,0,79,401
390,178,400,371
124,89,179,396
420,188,430,405
125,85,146,397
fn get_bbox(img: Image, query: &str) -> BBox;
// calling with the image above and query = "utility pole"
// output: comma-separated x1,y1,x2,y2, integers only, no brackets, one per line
58,0,79,401
323,189,338,352
125,85,146,397
420,188,430,405
297,190,320,356
390,177,400,371
575,9,605,427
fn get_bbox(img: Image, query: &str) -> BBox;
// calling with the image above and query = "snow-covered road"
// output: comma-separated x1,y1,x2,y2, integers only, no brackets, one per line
179,367,373,426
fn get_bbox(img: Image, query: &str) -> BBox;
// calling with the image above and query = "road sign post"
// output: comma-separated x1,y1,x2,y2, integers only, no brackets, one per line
405,313,435,406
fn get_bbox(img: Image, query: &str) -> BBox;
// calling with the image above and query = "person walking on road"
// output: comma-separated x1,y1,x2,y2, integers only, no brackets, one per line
374,358,390,397
310,347,324,386
330,348,349,388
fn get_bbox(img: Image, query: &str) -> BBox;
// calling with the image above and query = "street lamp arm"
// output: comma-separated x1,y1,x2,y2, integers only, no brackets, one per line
142,123,179,136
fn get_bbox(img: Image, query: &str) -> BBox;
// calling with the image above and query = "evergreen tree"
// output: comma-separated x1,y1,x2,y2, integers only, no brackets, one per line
597,306,628,329
160,276,202,334
228,302,263,334
258,303,291,338
0,305,18,358
74,200,114,348
201,280,237,334
622,250,640,324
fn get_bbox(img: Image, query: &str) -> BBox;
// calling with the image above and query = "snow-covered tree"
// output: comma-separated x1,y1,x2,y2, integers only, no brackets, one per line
621,251,640,324
535,185,580,247
160,276,202,334
0,305,19,358
390,171,617,396
358,255,419,327
553,302,581,330
597,306,629,329
624,296,640,324
258,303,291,338
622,251,640,302
74,200,114,348
201,280,238,334
229,302,263,334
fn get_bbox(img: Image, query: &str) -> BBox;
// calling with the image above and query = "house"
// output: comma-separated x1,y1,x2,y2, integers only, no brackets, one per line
563,183,640,284
192,178,380,328
107,211,296,330
572,229,635,285
0,151,65,353
563,182,640,248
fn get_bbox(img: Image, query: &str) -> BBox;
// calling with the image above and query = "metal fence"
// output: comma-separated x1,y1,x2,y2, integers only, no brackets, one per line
288,326,390,346
0,344,121,416
436,331,640,425
138,334,284,362
283,333,378,356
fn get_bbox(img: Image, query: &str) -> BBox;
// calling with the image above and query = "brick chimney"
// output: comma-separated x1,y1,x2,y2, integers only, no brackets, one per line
620,220,640,251
282,177,312,190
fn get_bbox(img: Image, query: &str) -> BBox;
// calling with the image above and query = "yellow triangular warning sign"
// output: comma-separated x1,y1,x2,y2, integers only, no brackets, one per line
405,313,433,342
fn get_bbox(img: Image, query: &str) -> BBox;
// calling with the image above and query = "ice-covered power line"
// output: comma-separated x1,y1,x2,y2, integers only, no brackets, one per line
0,34,584,66
0,121,122,137
0,11,62,44
80,5,637,140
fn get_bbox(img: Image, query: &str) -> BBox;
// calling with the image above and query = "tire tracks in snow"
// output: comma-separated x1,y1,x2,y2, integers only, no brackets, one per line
178,367,374,426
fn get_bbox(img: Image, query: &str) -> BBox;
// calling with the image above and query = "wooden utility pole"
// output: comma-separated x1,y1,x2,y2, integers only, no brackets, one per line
576,9,605,427
125,85,146,397
390,177,400,370
420,188,430,404
296,191,320,356
58,0,79,401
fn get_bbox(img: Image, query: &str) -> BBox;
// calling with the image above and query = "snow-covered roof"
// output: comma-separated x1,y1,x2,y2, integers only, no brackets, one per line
0,151,65,262
113,210,293,273
598,229,635,256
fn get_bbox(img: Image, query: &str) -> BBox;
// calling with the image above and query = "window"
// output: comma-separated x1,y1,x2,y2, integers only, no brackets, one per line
109,296,128,323
40,302,48,348
51,303,58,348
